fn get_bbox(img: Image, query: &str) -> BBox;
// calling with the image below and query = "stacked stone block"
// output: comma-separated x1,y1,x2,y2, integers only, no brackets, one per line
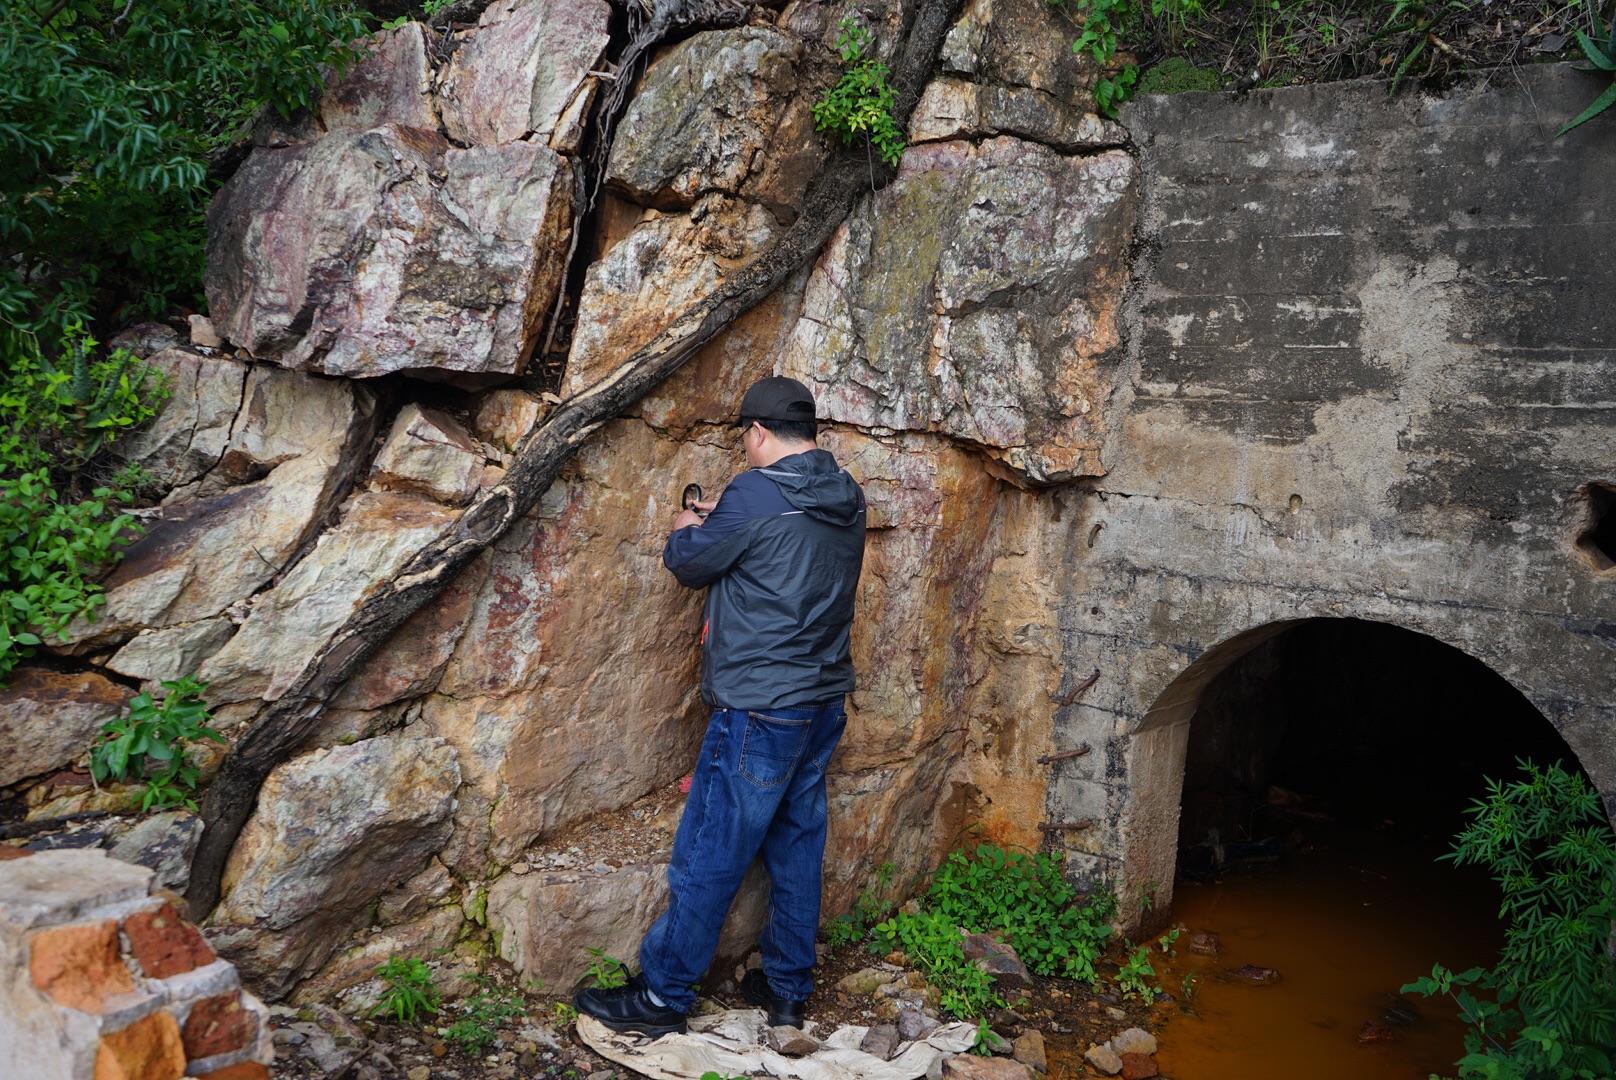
0,848,273,1080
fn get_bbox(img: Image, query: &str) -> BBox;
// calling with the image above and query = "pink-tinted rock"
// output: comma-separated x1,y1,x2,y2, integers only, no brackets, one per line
319,23,439,134
369,404,488,505
438,0,610,146
206,125,573,381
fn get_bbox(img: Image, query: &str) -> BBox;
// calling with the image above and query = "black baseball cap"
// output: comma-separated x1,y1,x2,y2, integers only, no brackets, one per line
732,376,818,427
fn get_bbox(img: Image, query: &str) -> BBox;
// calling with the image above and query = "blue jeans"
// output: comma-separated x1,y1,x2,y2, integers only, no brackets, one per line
640,703,847,1012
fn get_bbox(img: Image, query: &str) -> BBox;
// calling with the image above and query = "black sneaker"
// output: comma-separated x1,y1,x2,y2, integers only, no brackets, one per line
574,974,688,1037
741,967,807,1029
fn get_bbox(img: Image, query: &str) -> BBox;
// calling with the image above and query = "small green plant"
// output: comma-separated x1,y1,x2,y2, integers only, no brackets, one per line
925,842,1117,981
1064,0,1142,118
826,860,898,947
444,974,530,1055
970,1016,997,1056
1116,943,1157,1001
701,1073,749,1080
554,1001,578,1024
1558,14,1616,135
1402,761,1616,1080
371,956,441,1024
584,947,629,990
813,18,906,169
873,907,1004,1019
89,677,226,811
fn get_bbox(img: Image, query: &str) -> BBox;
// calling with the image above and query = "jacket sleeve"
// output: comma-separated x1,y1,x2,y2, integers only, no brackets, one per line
662,477,757,589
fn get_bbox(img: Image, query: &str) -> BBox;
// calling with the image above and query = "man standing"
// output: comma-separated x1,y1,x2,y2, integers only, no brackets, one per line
575,377,866,1036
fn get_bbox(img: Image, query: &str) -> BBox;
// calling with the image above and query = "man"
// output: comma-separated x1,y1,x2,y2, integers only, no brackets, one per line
574,376,867,1036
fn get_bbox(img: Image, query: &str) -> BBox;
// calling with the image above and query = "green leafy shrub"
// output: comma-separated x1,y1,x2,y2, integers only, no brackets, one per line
0,0,368,336
1402,761,1616,1079
0,327,166,682
924,842,1117,981
812,17,906,168
872,907,1004,1019
89,677,226,811
445,974,532,1054
371,956,441,1024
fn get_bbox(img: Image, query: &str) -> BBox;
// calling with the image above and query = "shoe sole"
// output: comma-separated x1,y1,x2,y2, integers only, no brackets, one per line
590,1016,688,1037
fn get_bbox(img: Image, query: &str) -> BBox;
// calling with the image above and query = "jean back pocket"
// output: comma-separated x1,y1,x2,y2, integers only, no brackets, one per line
738,711,813,787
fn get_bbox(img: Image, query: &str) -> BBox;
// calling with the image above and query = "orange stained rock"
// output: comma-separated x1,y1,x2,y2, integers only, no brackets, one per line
182,991,256,1059
191,1065,270,1080
30,920,135,1012
125,902,216,978
93,1010,186,1080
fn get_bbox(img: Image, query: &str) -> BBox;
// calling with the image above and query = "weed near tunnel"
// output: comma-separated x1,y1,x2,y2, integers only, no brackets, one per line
1403,761,1616,1080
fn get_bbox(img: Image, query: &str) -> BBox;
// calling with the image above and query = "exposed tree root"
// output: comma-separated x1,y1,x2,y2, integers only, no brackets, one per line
186,0,966,920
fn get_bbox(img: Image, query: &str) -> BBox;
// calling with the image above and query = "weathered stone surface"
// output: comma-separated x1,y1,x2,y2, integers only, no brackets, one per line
860,1024,900,1060
207,125,573,380
489,859,767,990
29,920,132,1011
1082,1043,1123,1076
291,905,464,1008
766,1025,819,1055
961,932,1034,987
75,368,368,643
1110,1029,1156,1056
1012,1029,1047,1072
199,492,460,705
0,670,129,788
943,1053,1032,1080
319,23,439,134
211,736,460,998
107,619,237,687
438,0,610,146
606,28,812,210
897,1007,940,1042
837,968,897,996
370,404,487,505
106,812,204,894
909,78,1125,151
940,0,1096,103
95,1010,186,1080
561,199,780,397
779,138,1137,483
0,850,153,931
114,349,248,492
472,390,546,453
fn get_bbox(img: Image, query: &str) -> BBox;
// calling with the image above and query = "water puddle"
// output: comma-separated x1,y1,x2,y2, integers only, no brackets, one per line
1152,816,1501,1079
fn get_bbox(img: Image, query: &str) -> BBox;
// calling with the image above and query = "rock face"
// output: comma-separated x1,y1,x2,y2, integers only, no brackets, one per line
210,736,460,998
778,138,1138,483
0,671,129,788
205,1,607,382
207,127,574,380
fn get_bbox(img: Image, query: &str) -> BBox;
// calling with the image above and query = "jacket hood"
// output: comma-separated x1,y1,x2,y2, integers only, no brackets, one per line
756,449,863,526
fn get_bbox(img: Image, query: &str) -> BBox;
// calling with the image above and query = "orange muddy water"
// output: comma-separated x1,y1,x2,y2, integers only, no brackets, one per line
1151,816,1501,1079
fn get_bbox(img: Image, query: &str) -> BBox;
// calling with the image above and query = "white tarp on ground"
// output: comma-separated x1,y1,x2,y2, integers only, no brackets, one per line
577,1009,979,1080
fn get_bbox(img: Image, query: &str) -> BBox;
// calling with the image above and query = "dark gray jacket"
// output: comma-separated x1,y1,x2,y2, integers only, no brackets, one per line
663,449,866,711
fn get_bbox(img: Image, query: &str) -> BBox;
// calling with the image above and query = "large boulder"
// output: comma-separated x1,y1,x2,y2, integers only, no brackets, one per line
560,198,780,396
606,28,819,213
0,670,130,788
778,138,1138,483
206,125,573,381
438,0,611,147
209,735,461,999
113,349,248,492
318,23,440,135
940,0,1098,104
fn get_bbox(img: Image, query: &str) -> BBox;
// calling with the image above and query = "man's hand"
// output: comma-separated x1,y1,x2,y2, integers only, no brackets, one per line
672,498,716,531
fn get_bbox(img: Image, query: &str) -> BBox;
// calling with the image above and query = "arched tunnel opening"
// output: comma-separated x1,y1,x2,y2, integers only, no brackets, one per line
1158,618,1592,1079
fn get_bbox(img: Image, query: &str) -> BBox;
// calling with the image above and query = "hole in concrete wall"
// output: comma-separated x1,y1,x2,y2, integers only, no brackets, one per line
1575,482,1616,570
1161,619,1591,1080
